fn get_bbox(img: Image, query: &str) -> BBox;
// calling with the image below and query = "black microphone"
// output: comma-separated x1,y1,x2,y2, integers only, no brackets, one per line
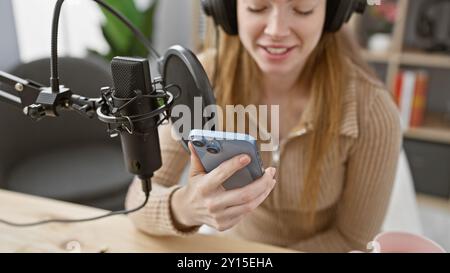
110,57,162,192
97,46,216,190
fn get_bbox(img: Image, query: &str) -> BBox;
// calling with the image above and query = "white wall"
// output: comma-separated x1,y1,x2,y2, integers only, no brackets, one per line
154,0,194,53
11,0,194,63
0,0,20,70
12,0,108,63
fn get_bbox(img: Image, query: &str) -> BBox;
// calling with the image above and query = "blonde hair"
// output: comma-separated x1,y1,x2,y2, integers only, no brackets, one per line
200,19,376,225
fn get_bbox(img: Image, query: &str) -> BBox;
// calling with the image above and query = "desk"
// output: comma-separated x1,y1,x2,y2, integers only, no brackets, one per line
0,190,293,253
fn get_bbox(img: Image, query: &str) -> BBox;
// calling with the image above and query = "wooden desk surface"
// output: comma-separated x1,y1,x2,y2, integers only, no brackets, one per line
0,190,293,253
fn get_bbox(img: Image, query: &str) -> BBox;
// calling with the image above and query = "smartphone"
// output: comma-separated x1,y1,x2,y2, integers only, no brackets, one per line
189,129,264,190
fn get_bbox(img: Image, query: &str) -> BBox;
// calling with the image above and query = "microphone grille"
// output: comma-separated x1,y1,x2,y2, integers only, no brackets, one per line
111,57,152,99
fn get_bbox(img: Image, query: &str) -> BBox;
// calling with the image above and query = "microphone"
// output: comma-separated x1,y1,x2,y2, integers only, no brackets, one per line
110,57,162,192
96,46,216,193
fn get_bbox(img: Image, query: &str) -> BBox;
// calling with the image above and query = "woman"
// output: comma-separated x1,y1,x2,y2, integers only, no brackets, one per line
125,0,402,253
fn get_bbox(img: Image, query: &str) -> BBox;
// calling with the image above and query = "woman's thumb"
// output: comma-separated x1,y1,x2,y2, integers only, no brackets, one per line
189,142,206,176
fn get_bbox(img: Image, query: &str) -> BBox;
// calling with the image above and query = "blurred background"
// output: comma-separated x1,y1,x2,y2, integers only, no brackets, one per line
0,0,448,250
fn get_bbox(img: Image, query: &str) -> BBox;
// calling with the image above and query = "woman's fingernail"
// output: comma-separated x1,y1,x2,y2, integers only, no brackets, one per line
270,168,276,177
240,155,250,164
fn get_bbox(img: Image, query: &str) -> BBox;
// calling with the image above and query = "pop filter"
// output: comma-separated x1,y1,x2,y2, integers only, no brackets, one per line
160,45,217,151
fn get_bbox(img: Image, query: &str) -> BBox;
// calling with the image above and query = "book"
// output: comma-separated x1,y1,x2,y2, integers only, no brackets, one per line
394,71,403,107
394,70,430,130
399,71,416,131
410,71,429,128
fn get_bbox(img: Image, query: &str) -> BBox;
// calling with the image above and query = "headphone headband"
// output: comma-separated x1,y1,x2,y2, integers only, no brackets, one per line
201,0,367,35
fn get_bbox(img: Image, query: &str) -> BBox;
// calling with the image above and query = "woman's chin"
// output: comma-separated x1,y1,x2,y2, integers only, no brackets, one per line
259,64,298,77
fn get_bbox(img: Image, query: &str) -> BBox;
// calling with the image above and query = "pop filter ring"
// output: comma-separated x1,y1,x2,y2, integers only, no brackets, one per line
160,45,217,151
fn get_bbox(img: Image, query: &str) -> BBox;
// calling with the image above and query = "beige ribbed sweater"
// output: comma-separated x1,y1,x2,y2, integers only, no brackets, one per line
125,60,402,253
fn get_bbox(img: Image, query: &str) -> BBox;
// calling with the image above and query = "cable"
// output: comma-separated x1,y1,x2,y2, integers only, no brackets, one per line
0,177,152,228
0,184,150,228
50,0,64,92
92,0,160,58
50,0,161,92
0,163,152,227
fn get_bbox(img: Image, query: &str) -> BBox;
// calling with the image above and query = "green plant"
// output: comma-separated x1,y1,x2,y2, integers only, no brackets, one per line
90,0,159,61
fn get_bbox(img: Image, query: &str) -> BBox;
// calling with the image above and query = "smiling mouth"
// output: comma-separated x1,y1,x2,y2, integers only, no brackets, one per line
261,46,296,55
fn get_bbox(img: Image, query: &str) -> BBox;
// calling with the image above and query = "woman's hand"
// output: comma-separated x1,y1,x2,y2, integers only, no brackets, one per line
171,142,277,232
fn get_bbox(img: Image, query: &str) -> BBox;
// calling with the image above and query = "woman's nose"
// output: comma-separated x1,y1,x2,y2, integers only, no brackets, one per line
264,11,291,40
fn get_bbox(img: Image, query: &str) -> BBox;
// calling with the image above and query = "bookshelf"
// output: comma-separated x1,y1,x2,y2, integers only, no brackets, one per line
350,0,450,145
362,50,450,70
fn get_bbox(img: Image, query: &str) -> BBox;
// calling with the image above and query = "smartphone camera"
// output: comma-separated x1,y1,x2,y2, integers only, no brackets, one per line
206,140,221,154
191,136,206,147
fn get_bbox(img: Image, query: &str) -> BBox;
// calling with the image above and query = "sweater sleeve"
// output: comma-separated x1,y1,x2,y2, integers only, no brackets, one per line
125,123,199,236
288,90,402,252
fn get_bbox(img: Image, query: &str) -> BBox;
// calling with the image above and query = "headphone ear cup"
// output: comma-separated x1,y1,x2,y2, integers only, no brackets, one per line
326,0,351,32
201,0,238,35
325,0,365,32
201,0,214,17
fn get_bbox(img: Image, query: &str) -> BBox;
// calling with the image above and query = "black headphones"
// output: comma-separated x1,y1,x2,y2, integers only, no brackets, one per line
201,0,367,35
